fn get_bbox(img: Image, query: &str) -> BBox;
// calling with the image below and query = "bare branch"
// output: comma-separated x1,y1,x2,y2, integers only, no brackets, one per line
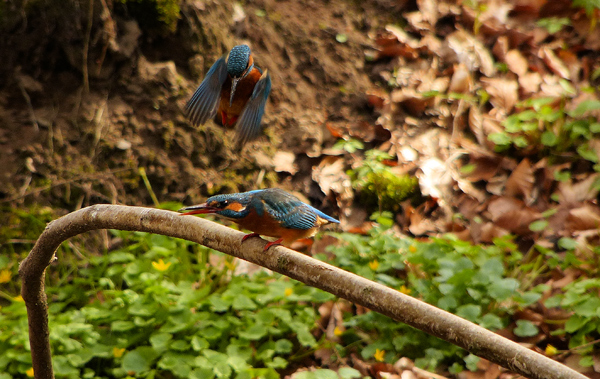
20,204,585,379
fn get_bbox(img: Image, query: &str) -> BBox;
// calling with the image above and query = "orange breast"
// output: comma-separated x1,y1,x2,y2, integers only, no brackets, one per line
218,68,263,125
233,208,318,246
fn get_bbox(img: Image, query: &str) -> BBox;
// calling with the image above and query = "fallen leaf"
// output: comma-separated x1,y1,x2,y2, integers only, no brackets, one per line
273,151,298,175
519,72,542,94
557,174,600,204
566,205,600,231
505,49,529,77
449,63,473,93
447,28,496,77
540,47,570,79
505,158,535,202
488,197,541,235
482,77,519,114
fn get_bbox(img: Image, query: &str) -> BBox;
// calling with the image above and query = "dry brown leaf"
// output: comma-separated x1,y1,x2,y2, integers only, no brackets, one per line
492,36,509,62
557,174,600,204
385,25,421,50
409,207,438,236
540,47,570,80
417,0,438,26
477,222,510,243
311,156,352,199
273,151,298,175
519,72,542,94
447,29,496,77
505,158,535,201
566,204,600,231
482,78,519,114
505,49,528,77
449,63,473,93
466,156,502,182
390,88,434,116
488,196,541,235
417,158,453,199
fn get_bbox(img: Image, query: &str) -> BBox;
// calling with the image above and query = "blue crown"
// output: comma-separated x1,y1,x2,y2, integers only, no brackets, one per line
227,45,251,77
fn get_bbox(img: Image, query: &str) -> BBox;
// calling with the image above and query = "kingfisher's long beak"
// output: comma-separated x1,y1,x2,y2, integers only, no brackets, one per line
179,203,219,216
230,77,241,107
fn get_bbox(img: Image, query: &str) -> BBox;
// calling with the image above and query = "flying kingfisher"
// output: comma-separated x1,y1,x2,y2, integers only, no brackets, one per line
185,44,272,147
179,188,339,250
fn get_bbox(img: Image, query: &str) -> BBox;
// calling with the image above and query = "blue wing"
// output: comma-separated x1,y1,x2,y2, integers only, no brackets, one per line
185,57,228,126
235,70,272,146
255,188,338,230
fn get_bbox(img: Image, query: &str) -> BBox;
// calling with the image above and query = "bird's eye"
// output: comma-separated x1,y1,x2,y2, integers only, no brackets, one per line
221,200,229,207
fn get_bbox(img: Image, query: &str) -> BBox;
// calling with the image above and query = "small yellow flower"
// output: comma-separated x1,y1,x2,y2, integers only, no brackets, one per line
13,295,24,302
374,349,385,362
399,285,412,295
334,326,343,336
284,288,293,297
369,260,379,271
0,269,12,283
152,259,171,272
545,344,558,356
409,245,417,253
113,347,126,358
26,367,34,377
224,259,236,271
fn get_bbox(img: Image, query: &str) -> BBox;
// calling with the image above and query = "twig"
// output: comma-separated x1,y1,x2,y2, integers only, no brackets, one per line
19,205,587,379
83,0,94,93
17,76,39,131
138,167,160,208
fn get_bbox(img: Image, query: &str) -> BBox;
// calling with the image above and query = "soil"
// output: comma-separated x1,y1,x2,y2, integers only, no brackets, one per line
0,0,401,215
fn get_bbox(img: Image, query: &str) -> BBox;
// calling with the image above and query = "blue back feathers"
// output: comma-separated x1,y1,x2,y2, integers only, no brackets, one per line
208,188,339,230
227,45,251,77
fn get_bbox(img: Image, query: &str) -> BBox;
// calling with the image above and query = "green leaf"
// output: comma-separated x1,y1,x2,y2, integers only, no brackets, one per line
232,294,257,310
213,361,232,378
574,297,600,317
529,220,548,232
577,144,599,162
558,237,577,250
336,34,348,43
111,320,135,332
274,339,293,354
314,369,339,379
191,368,215,379
565,315,590,333
338,367,362,379
513,320,539,337
289,321,317,347
488,278,519,301
456,304,481,322
479,313,504,330
150,333,172,351
191,335,209,351
569,100,600,117
464,354,479,371
580,355,595,367
266,356,288,369
122,347,158,374
540,131,558,146
488,132,511,146
170,339,190,351
239,324,268,340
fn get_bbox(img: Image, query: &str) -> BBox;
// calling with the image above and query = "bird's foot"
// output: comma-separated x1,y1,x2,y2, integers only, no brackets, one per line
263,238,283,251
242,233,261,242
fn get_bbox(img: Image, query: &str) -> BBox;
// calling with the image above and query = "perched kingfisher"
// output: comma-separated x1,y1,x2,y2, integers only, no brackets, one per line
185,44,272,146
179,188,339,250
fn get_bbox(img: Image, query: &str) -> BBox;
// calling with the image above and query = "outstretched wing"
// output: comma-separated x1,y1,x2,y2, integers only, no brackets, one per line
185,57,228,126
235,69,272,146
